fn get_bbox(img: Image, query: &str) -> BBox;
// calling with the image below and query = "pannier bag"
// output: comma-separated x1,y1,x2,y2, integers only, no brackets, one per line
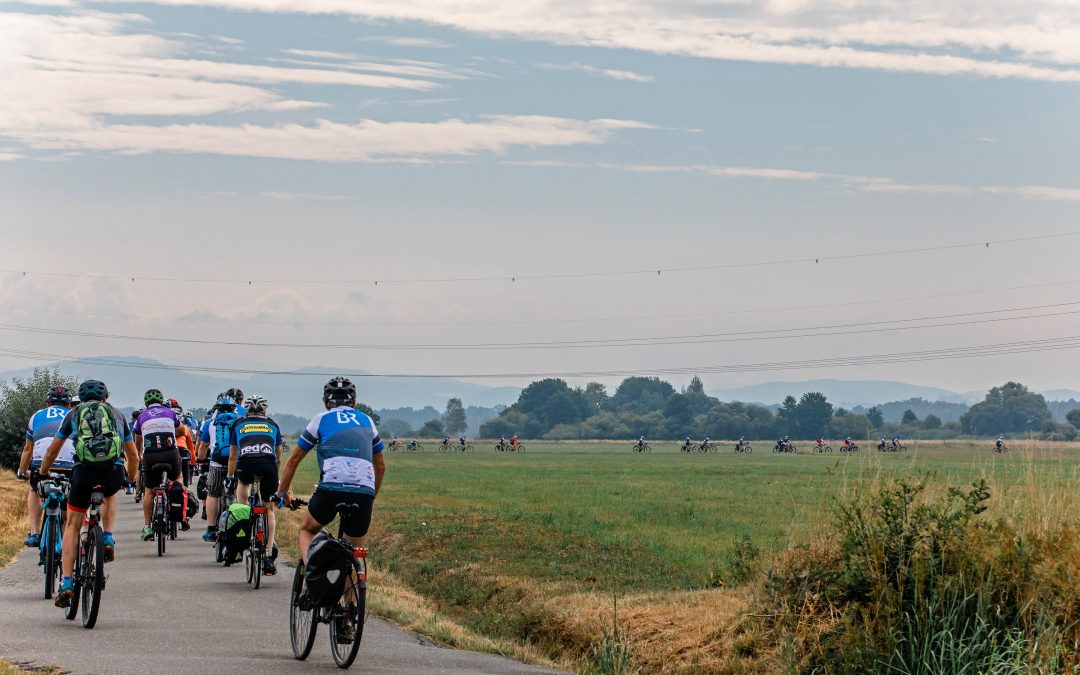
217,502,251,563
304,531,354,607
185,488,199,519
167,480,189,522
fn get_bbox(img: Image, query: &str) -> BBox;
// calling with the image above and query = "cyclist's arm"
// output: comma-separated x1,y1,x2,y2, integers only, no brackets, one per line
122,440,138,481
38,436,65,475
195,439,209,463
226,444,239,479
17,439,33,475
373,452,386,495
276,445,308,497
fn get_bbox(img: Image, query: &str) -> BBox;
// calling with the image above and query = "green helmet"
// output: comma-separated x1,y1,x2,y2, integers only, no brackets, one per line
144,388,164,406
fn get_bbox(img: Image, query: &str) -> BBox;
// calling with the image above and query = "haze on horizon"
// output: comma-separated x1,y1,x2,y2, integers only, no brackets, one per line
2,0,1079,396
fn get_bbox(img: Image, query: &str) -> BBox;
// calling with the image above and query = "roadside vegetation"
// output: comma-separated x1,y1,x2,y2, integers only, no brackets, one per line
0,473,27,568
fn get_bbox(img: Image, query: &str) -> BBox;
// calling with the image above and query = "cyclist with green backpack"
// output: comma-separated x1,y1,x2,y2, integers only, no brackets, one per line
39,379,138,608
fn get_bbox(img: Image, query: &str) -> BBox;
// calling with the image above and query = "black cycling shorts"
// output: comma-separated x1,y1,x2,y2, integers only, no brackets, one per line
235,461,279,501
68,463,124,513
307,489,374,538
142,448,182,487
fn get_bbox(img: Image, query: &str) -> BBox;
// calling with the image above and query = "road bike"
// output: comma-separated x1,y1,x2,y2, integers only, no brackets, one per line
451,444,474,453
813,444,833,454
66,486,107,629
839,443,860,453
734,442,752,454
631,442,651,453
286,499,368,668
243,477,270,589
149,463,175,557
773,443,797,454
699,441,717,453
679,443,695,453
37,473,69,599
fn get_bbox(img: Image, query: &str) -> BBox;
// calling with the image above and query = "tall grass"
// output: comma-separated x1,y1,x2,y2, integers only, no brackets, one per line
0,473,28,568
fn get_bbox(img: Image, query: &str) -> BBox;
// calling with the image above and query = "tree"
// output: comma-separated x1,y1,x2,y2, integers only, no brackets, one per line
443,398,467,435
380,418,416,437
356,402,381,425
794,392,833,438
417,418,444,437
866,406,885,429
685,376,706,396
662,393,692,430
777,395,799,431
581,382,609,413
0,368,78,469
923,414,942,430
608,377,676,415
1066,408,1080,429
961,382,1051,435
901,409,919,424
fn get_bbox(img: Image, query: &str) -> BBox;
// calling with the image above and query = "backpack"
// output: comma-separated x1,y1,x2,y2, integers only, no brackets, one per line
305,531,354,607
211,410,238,463
74,402,123,464
218,502,251,562
167,480,190,522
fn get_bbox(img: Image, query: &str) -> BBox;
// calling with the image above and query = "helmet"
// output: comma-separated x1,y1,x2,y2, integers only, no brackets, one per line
46,386,73,406
166,398,180,408
322,376,356,408
131,408,144,423
144,389,164,406
215,393,234,408
226,387,244,403
245,394,268,415
78,379,108,402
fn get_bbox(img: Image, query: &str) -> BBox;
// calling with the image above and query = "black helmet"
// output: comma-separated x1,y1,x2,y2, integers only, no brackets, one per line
131,408,144,423
78,379,108,402
144,388,164,406
46,386,73,406
226,387,244,403
322,376,356,408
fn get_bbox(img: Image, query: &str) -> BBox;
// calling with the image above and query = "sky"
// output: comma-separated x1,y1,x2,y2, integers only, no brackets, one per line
2,0,1080,396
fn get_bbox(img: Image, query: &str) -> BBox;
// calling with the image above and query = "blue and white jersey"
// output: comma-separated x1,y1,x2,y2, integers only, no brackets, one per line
199,405,245,466
297,406,383,496
26,406,76,468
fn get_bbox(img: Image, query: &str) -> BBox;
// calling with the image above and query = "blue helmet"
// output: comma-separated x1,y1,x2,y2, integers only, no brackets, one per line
215,393,233,407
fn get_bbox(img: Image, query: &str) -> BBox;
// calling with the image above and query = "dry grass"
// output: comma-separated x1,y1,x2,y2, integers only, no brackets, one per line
0,473,28,568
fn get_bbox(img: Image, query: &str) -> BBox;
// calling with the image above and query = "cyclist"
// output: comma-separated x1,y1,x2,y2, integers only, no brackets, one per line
736,436,748,451
197,393,243,542
498,436,507,450
458,435,467,450
16,386,76,547
683,435,692,450
636,435,645,451
816,437,826,450
388,434,399,450
169,401,195,489
274,377,386,563
891,435,901,450
39,380,138,608
996,436,1005,451
225,394,284,576
134,389,183,542
510,434,519,450
441,435,450,451
407,437,418,451
700,436,711,450
776,435,784,451
878,436,887,451
843,437,854,450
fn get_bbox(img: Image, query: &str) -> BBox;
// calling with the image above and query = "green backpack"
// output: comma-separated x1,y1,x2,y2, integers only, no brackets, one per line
74,402,123,464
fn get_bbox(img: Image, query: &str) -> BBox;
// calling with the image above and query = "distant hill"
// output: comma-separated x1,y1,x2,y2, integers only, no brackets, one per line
852,398,970,423
708,379,971,408
0,356,520,416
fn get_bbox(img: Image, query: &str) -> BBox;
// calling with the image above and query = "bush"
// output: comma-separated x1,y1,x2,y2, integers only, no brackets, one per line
0,368,78,469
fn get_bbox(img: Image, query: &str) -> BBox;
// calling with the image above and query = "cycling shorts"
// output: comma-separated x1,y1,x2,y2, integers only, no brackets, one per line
142,448,182,487
68,463,124,513
307,489,373,538
234,461,278,501
207,465,227,498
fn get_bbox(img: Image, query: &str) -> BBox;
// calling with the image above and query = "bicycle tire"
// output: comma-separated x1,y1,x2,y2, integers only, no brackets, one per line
215,537,225,564
170,519,177,540
516,444,525,453
438,444,448,453
65,577,81,621
157,513,166,557
252,514,264,590
746,446,752,454
81,525,104,629
43,518,57,599
329,568,366,668
644,444,651,453
708,443,718,453
290,561,318,660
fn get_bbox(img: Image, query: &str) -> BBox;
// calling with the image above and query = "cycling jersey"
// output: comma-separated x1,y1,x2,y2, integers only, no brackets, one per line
26,405,76,468
54,402,133,466
297,406,383,496
230,415,284,463
134,404,179,452
199,405,246,466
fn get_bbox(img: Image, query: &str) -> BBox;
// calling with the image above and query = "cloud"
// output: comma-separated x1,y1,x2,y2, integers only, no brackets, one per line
12,116,651,162
355,35,453,49
261,191,353,201
536,62,654,83
275,50,470,79
506,160,1080,202
62,0,1080,83
0,151,23,161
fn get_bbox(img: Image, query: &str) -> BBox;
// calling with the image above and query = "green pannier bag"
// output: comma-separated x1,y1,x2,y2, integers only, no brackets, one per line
74,402,123,464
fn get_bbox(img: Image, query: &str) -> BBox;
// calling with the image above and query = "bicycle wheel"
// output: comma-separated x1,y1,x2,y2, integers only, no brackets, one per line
644,444,651,453
81,526,104,629
329,567,366,668
156,514,166,557
290,562,318,660
746,446,752,454
252,515,264,589
517,444,525,453
439,444,448,453
43,518,57,599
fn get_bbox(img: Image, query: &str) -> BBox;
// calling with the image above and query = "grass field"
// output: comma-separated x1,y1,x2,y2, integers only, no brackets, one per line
280,438,1080,672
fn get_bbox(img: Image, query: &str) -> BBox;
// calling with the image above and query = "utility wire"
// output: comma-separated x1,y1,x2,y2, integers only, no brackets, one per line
0,229,1075,286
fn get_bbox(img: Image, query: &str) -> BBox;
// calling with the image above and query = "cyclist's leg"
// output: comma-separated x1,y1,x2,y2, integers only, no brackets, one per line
297,510,322,563
27,476,42,538
141,461,154,527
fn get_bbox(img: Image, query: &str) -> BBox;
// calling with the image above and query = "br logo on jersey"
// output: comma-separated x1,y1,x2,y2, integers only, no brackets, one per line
336,411,360,425
46,407,66,419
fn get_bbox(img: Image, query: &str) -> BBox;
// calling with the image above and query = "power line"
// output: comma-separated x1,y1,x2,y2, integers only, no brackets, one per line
1,229,1076,287
5,276,1080,328
3,334,1080,379
1,298,1079,350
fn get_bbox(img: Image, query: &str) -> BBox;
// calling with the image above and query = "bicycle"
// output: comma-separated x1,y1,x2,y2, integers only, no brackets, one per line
680,443,694,453
438,442,452,454
387,440,400,452
734,442,752,454
405,442,423,453
631,442,651,453
149,463,175,557
814,444,833,454
65,486,107,629
215,486,237,564
699,441,717,453
994,445,1009,454
840,444,860,453
243,477,269,589
37,473,69,599
452,444,474,453
285,499,367,668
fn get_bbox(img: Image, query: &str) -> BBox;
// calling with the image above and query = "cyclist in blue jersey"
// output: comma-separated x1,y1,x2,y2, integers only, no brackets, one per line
275,377,386,562
441,435,450,450
226,394,285,575
197,393,243,542
17,386,77,547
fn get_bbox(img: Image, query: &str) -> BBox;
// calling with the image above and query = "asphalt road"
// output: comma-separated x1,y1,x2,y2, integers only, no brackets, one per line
0,494,561,674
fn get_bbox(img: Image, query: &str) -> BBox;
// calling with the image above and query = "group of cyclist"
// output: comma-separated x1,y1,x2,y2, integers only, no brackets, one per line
16,376,386,617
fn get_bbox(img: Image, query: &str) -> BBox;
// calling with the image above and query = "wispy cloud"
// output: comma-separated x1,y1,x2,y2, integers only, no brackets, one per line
0,151,24,161
536,62,654,83
356,35,453,49
261,191,353,201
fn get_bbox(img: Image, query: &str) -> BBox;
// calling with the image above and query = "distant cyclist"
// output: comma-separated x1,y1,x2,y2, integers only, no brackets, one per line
458,435,467,450
407,437,418,451
510,434,519,450
16,386,76,547
843,437,854,450
815,437,826,449
636,435,646,451
441,436,451,450
996,436,1006,451
134,389,183,542
275,377,386,563
878,436,887,451
40,380,138,607
169,401,196,488
226,394,284,575
197,393,244,543
683,435,693,450
891,436,901,450
700,436,711,450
